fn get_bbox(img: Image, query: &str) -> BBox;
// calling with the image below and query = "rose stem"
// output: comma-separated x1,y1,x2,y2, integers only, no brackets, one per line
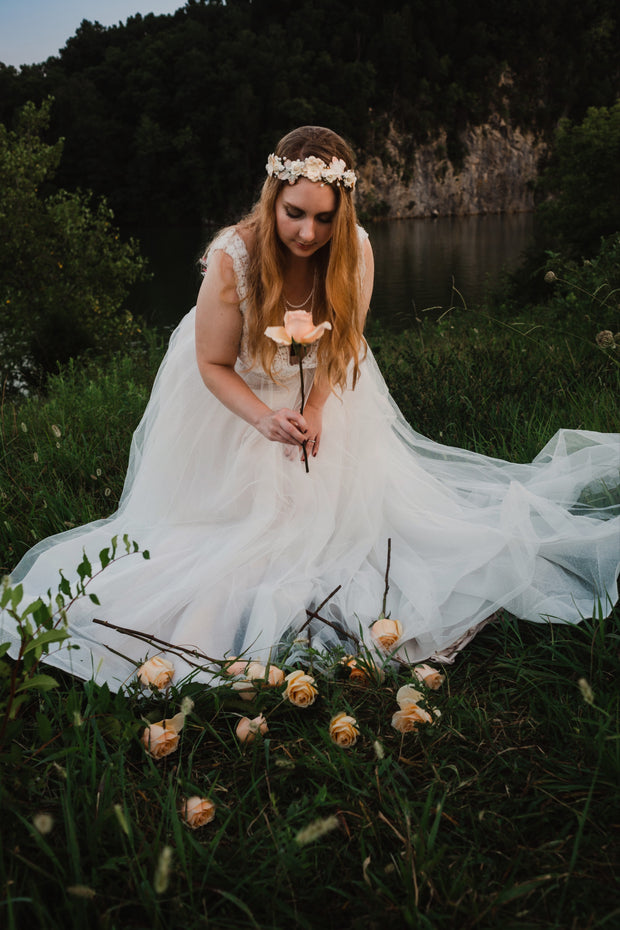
297,345,309,473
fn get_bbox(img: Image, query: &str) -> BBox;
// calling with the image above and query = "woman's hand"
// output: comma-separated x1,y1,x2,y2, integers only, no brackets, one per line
255,408,308,446
299,403,323,459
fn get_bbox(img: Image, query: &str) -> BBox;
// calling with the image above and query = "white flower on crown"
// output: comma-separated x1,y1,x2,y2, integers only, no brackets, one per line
266,153,356,189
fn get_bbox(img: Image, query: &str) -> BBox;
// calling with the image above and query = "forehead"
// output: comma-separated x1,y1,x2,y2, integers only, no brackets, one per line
277,177,337,213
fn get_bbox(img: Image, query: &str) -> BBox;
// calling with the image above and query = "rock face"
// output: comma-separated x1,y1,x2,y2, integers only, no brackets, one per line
357,116,546,218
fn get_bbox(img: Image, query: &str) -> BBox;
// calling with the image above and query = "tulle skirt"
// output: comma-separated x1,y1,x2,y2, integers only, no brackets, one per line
4,308,620,689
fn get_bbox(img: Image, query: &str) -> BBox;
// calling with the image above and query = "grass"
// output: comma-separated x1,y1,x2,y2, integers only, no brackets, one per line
0,612,618,929
1,267,619,929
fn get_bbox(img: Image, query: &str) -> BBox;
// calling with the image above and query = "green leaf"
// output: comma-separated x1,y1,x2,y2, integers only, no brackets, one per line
36,711,53,743
99,547,111,570
22,628,69,655
15,673,59,694
10,584,24,611
77,553,92,582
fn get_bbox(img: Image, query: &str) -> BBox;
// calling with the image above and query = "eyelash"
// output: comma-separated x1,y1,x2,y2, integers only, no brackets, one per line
285,208,333,224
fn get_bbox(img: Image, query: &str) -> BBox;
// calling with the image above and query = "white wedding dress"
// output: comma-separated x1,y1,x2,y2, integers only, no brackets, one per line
3,228,620,690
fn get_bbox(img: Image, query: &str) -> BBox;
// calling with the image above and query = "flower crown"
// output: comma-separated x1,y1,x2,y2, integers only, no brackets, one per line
266,153,357,189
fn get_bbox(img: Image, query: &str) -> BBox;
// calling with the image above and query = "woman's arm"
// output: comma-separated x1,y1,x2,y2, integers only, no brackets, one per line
195,249,309,446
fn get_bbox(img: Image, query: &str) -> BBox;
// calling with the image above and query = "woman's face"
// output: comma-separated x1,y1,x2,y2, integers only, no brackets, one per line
274,178,337,259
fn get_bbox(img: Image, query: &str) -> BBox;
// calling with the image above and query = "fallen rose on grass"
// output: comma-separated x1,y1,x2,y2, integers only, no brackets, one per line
230,661,285,700
329,712,360,748
141,712,185,759
181,796,216,829
391,703,436,733
236,714,269,743
341,655,385,685
370,617,403,650
412,664,445,690
284,670,318,707
137,656,175,690
395,684,424,707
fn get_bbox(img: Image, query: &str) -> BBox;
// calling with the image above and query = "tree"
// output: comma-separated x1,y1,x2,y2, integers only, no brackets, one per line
0,99,148,391
536,102,620,257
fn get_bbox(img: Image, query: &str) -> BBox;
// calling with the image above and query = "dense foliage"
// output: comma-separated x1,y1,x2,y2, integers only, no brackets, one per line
536,101,620,257
0,100,148,391
0,0,618,224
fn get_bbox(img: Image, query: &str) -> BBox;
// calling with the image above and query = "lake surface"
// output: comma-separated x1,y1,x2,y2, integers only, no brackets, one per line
127,213,535,333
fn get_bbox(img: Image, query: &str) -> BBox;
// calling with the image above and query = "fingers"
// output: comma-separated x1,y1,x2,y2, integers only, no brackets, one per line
271,409,307,445
300,434,320,460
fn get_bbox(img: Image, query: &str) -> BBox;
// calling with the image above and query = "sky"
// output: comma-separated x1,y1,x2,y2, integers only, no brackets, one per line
0,1,185,68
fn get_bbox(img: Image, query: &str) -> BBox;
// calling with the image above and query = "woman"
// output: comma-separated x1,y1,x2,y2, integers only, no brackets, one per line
4,126,620,689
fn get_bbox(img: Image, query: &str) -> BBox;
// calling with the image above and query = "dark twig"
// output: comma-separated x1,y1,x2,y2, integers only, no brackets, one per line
297,584,342,635
382,537,392,618
92,617,222,668
305,607,362,647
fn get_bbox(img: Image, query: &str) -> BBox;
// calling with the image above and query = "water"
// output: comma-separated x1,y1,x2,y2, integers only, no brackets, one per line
127,213,535,332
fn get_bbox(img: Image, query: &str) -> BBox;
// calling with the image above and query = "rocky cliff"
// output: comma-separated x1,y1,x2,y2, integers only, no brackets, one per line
357,116,546,218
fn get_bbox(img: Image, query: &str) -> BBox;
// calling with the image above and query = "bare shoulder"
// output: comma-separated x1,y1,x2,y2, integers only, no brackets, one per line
360,235,374,314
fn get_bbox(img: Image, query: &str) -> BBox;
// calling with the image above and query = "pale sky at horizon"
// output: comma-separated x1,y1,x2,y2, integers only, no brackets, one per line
0,1,185,68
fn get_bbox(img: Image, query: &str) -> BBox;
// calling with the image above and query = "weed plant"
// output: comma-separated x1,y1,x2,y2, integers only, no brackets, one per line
0,261,619,928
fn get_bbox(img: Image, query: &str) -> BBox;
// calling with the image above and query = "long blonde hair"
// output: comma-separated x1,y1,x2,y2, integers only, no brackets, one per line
211,126,366,390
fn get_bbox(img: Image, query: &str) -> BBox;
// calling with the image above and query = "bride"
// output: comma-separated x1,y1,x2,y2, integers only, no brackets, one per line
3,126,620,689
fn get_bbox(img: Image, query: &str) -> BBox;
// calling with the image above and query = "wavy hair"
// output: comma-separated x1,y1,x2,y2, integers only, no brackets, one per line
208,126,366,390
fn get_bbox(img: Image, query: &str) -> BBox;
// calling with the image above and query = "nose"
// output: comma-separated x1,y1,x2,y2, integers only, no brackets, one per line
298,217,315,242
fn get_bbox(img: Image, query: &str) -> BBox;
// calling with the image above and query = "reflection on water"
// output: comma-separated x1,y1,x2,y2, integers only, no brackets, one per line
127,213,534,333
369,213,534,328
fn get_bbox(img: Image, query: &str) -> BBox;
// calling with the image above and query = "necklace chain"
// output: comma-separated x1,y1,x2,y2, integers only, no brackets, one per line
283,270,317,311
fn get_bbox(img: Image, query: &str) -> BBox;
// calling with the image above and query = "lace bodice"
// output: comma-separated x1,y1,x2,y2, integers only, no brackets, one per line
203,226,368,381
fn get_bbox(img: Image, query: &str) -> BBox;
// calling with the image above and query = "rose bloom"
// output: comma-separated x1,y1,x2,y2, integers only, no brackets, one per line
224,657,251,676
266,664,285,686
284,670,318,707
329,712,360,748
141,712,185,759
412,664,445,690
231,679,258,702
342,655,385,685
370,617,403,650
396,684,424,707
265,310,332,346
391,702,434,734
595,330,615,348
236,714,269,743
182,796,216,829
137,656,175,690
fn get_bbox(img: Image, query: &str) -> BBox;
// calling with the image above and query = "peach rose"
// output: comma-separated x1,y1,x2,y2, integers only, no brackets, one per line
265,310,332,347
266,664,285,686
412,664,445,690
224,657,251,677
396,684,424,707
231,679,258,702
141,712,185,759
391,702,434,734
181,796,216,829
370,617,403,650
284,670,318,707
329,712,360,748
342,655,385,685
236,714,269,743
137,656,175,690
